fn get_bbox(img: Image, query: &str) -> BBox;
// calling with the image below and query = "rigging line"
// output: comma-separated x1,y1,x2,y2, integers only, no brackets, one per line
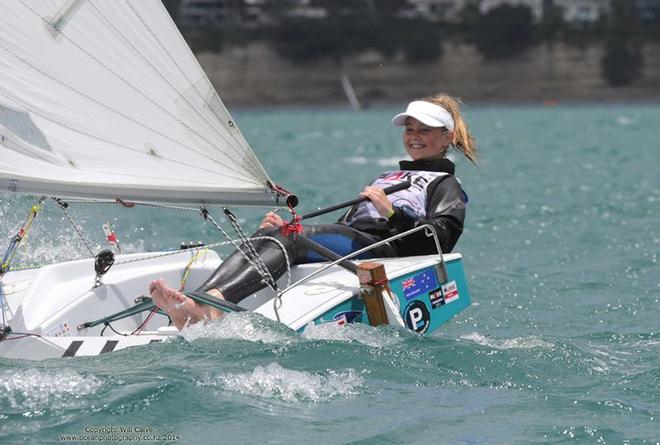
1,196,45,278
201,211,277,291
224,209,278,289
58,203,285,288
252,236,292,289
64,198,210,213
65,198,202,211
0,90,261,187
105,322,130,336
54,198,96,256
123,1,267,179
223,216,271,283
1,291,5,328
112,241,232,266
1,332,42,340
132,307,158,335
93,2,265,181
94,231,290,290
17,1,268,183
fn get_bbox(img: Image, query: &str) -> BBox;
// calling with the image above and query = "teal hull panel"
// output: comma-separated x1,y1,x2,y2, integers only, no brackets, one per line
308,257,471,334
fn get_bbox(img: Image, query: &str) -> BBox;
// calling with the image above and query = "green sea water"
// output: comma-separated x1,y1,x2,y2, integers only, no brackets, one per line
0,103,658,444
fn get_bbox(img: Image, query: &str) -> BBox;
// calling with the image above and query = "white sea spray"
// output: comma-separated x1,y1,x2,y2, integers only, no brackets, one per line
345,156,368,164
180,312,296,345
301,321,404,348
198,362,364,403
0,369,102,414
461,332,554,350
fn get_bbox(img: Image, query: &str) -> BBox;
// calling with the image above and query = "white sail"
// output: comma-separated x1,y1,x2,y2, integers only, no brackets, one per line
0,0,280,206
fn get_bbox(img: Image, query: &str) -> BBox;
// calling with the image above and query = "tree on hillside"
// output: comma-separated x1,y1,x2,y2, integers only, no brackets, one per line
601,0,643,86
538,2,565,40
471,5,534,59
269,1,443,64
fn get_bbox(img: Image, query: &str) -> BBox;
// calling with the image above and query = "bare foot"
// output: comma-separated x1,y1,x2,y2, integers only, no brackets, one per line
149,279,225,330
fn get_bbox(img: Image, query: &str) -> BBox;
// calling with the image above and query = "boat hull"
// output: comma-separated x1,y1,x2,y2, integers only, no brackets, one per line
0,251,470,360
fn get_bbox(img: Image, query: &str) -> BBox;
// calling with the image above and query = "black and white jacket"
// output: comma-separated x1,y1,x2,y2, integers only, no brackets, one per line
339,158,467,255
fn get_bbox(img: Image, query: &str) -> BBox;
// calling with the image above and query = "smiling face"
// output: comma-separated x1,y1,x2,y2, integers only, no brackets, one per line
403,117,454,161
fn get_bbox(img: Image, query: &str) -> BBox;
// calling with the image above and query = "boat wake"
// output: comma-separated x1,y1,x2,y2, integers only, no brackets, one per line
179,311,408,349
180,312,296,345
0,368,102,415
460,332,554,350
302,320,407,348
196,362,364,403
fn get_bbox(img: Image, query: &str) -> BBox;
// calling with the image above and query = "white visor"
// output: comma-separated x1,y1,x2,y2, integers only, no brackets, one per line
391,101,455,131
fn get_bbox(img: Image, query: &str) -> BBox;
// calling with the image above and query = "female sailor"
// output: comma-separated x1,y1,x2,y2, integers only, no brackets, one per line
150,94,478,329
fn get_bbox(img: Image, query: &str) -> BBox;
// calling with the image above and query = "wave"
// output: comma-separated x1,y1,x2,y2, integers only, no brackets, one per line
0,368,102,414
460,332,554,350
181,312,296,345
301,321,406,348
196,362,364,403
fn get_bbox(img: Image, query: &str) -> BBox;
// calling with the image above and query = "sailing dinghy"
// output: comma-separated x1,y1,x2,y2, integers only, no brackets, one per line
0,1,471,361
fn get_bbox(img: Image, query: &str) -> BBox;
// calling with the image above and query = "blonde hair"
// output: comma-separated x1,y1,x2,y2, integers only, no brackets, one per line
422,93,478,165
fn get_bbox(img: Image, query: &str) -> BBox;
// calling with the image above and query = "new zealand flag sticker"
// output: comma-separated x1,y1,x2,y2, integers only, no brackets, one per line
402,269,439,300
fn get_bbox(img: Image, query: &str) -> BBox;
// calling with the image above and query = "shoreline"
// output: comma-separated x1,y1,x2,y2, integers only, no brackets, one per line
226,97,660,112
198,41,660,109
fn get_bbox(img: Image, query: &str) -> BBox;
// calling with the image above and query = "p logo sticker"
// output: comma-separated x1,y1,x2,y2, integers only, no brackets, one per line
404,300,430,334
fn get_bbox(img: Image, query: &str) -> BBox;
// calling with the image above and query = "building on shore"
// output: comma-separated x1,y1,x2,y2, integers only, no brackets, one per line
401,0,476,22
177,0,656,29
479,0,545,21
637,0,660,20
552,0,611,24
178,0,275,28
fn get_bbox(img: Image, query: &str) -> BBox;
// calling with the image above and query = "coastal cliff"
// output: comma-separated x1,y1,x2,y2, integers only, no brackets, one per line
196,41,660,107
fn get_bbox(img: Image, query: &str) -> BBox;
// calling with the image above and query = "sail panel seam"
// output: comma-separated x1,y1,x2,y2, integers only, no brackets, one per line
16,0,267,183
89,1,264,181
0,42,260,186
0,90,262,187
122,2,265,180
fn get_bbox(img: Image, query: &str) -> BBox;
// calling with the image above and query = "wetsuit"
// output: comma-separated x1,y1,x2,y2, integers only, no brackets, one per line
197,158,467,304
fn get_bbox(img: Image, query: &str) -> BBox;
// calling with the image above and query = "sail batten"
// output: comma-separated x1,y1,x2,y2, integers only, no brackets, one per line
0,1,279,206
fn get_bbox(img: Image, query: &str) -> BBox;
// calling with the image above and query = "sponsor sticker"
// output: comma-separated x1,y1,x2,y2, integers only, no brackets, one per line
429,288,444,308
333,310,362,326
442,281,459,304
430,281,460,309
45,322,72,337
404,300,430,334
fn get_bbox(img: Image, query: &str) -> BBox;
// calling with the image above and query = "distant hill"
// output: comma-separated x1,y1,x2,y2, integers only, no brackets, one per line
195,40,660,107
